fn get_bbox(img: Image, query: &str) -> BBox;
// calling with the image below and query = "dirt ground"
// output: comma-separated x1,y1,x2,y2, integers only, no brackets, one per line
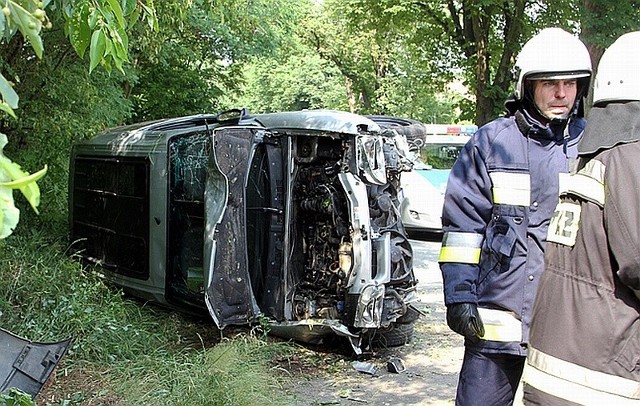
284,238,465,406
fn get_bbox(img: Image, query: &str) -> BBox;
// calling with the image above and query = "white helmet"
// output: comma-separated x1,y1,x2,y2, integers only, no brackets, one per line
593,31,640,105
513,28,592,101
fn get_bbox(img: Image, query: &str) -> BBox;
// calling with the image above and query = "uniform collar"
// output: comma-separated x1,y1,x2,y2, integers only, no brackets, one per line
515,109,566,142
578,101,640,155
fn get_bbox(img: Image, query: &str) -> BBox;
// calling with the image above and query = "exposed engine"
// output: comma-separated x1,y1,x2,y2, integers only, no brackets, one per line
292,138,350,321
290,133,416,325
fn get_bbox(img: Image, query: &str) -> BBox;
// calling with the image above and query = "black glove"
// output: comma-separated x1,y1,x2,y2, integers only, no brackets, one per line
446,303,485,340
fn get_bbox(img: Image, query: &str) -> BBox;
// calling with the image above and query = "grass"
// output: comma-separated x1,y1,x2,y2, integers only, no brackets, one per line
0,221,297,405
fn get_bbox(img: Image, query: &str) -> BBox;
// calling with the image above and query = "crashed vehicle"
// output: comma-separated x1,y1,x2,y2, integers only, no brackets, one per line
68,109,420,353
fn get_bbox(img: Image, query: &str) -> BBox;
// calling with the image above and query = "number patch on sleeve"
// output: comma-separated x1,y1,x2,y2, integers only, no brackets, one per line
547,202,581,246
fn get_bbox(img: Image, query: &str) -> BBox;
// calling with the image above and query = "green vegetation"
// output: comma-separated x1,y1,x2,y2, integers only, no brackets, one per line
1,0,640,403
0,229,296,405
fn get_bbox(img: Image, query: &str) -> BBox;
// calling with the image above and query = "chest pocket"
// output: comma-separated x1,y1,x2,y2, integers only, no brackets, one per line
479,206,522,284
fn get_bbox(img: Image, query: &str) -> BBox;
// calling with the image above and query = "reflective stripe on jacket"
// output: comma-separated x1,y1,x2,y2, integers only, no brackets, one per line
524,139,640,404
524,347,640,405
439,111,584,355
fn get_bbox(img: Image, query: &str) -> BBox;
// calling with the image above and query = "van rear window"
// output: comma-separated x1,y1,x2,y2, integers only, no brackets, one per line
70,156,150,279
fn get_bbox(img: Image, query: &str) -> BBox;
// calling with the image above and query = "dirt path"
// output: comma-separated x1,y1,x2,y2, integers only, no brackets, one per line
286,238,465,406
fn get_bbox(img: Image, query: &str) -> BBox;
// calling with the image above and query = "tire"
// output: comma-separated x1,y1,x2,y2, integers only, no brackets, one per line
366,115,427,147
372,322,415,348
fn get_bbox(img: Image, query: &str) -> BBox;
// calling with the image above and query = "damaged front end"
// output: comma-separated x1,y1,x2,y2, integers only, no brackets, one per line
68,109,419,355
204,111,419,353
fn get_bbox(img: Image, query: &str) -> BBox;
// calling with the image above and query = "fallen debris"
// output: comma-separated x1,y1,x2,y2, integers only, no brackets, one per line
351,360,378,375
387,358,406,373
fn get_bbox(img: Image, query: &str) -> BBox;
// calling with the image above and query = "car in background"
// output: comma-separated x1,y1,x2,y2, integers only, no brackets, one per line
399,130,474,235
68,109,419,354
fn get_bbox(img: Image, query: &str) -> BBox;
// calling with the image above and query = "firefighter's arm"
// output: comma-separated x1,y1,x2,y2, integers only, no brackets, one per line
439,135,494,306
605,146,640,296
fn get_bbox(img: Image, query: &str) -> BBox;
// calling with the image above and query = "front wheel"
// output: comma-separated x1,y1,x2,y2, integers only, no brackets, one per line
371,322,415,348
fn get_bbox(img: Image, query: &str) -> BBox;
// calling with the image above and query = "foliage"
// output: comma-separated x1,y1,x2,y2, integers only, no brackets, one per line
581,0,640,47
0,133,46,238
129,0,302,121
2,15,133,233
286,0,460,123
0,0,155,239
130,336,295,405
327,0,640,125
0,230,295,404
234,51,349,113
0,388,35,406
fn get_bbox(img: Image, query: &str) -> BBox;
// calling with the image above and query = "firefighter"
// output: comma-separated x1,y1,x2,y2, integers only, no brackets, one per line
438,28,592,405
523,31,640,405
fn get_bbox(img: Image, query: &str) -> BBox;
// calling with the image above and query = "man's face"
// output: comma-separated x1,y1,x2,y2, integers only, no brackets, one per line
532,79,578,120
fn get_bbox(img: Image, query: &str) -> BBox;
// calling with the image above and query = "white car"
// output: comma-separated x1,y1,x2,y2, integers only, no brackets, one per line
400,134,472,235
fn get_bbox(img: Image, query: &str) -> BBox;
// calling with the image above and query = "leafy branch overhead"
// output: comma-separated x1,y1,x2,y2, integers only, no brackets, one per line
0,133,47,239
0,0,157,239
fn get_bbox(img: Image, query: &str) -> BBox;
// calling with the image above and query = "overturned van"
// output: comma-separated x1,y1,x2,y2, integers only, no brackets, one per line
68,109,420,353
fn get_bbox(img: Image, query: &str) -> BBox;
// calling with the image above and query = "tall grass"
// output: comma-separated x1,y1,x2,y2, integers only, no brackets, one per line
0,224,295,405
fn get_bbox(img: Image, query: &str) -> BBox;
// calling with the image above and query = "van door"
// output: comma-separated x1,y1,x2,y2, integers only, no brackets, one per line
203,127,263,328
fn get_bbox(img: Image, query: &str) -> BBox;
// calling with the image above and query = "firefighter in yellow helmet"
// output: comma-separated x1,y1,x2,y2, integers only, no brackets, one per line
523,30,640,405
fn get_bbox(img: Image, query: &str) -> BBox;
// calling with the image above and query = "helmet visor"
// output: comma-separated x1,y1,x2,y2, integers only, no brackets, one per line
526,70,591,81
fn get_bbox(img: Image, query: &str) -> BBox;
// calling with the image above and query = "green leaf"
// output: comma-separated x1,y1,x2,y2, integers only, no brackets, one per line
105,0,126,28
123,0,137,15
6,2,44,58
0,133,46,220
0,72,19,110
1,164,47,188
104,34,113,56
3,165,47,214
141,3,158,31
88,8,99,30
0,102,16,118
89,29,107,72
127,6,141,26
67,4,91,57
0,186,20,239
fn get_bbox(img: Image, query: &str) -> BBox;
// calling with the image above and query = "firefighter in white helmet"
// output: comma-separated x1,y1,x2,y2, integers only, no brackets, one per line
523,30,640,405
438,27,592,405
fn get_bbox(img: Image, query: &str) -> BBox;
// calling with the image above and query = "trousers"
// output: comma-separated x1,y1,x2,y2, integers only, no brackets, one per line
455,348,525,406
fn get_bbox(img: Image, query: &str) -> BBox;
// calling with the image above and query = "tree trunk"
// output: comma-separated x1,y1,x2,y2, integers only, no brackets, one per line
581,0,606,111
471,9,493,126
345,77,356,113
